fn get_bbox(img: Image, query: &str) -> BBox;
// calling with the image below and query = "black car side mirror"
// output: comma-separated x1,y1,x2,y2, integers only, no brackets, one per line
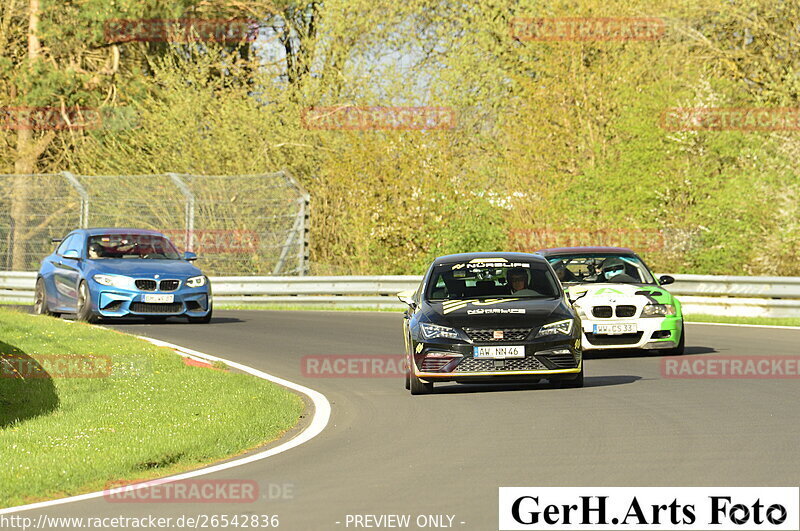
397,290,417,310
658,275,675,286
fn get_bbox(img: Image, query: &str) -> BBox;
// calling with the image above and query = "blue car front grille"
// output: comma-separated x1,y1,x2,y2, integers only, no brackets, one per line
135,279,157,291
159,279,180,291
129,302,183,313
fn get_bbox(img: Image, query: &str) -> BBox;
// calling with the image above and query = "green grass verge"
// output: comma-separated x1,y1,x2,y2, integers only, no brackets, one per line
685,314,800,327
0,307,303,508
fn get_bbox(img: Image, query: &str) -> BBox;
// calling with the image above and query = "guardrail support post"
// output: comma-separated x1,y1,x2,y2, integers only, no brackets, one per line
61,172,89,228
275,169,311,276
168,173,195,252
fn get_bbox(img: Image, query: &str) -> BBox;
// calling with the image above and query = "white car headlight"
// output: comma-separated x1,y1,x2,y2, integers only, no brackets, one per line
641,303,676,317
536,319,574,338
420,322,461,340
186,275,207,288
93,274,131,289
572,304,588,319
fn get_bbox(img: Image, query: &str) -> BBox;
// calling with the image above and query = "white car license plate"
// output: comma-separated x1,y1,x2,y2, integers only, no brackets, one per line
593,323,637,335
473,345,525,359
143,294,174,303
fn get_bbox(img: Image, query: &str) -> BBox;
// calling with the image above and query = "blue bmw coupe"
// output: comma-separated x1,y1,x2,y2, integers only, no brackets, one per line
34,228,212,323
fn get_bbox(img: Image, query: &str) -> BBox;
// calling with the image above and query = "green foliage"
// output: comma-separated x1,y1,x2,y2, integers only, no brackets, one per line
2,0,799,275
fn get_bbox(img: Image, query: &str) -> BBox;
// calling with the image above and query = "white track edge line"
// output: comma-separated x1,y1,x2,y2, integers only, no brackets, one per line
0,336,331,515
686,321,800,331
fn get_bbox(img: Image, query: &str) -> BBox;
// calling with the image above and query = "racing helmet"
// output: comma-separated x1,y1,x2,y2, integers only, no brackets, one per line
87,242,104,258
601,257,626,280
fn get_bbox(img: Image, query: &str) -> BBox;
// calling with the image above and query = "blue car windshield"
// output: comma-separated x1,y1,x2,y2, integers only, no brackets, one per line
87,234,181,260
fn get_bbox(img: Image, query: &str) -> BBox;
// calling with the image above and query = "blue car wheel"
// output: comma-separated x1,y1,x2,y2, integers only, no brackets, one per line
34,277,59,317
76,281,98,323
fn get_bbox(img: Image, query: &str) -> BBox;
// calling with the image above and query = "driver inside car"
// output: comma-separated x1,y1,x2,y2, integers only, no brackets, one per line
87,242,105,259
506,267,540,296
552,261,578,283
600,257,638,283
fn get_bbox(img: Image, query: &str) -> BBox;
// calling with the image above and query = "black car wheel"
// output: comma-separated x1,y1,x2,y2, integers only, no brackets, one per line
404,353,411,390
33,278,58,317
668,325,685,356
188,305,213,324
559,362,584,388
76,281,98,323
409,361,433,395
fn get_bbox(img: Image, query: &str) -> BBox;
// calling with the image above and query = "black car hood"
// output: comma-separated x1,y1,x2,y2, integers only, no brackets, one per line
422,297,571,328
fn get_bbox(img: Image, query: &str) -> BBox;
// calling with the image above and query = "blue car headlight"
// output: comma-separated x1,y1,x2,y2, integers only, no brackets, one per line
535,319,574,338
93,274,133,289
186,275,207,288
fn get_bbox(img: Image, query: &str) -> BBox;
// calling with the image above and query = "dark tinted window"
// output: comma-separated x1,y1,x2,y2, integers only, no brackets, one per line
87,233,181,260
427,258,560,301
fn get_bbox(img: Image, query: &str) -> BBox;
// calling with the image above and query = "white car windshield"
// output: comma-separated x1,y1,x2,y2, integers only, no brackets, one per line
547,254,656,284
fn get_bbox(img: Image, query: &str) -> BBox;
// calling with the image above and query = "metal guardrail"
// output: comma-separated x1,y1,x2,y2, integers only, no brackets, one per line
2,272,800,317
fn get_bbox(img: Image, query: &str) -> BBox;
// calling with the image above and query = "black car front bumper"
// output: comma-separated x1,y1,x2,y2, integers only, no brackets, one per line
411,336,582,383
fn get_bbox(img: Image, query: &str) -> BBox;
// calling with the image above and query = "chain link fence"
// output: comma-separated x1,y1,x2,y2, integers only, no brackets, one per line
0,171,309,275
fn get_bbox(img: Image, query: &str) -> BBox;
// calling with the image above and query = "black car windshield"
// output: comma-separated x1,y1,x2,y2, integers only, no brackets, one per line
427,259,561,301
87,234,181,260
546,254,656,284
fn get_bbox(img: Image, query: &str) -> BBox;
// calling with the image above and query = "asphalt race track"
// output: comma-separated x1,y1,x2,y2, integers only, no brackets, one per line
15,311,800,529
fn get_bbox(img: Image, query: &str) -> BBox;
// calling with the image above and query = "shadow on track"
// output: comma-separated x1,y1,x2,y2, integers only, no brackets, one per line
101,316,245,325
431,375,641,395
0,341,59,428
12,305,243,325
584,345,716,360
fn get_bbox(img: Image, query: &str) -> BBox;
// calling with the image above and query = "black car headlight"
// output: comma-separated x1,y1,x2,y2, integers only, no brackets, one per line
535,319,574,338
419,323,462,340
641,303,676,317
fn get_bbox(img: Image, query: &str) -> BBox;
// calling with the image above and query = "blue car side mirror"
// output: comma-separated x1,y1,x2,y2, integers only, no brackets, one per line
62,249,80,260
183,251,198,261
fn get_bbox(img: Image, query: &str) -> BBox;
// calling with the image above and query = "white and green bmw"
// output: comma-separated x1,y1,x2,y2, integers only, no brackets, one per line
537,247,684,355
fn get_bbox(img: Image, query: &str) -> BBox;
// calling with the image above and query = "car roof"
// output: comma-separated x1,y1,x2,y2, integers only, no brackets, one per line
73,228,166,236
432,251,548,265
536,246,638,256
